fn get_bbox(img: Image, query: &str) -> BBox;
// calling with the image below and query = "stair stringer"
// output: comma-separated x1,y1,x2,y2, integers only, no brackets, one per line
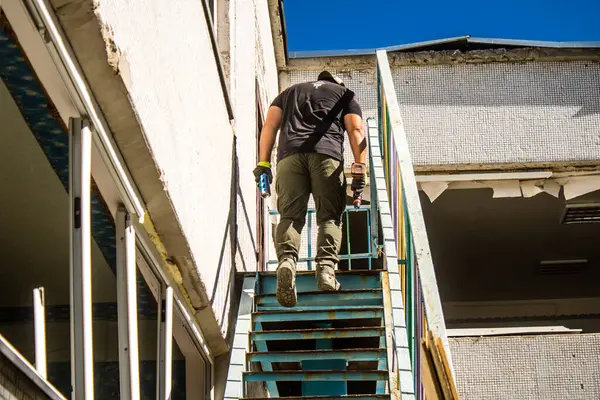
224,276,264,399
368,118,416,399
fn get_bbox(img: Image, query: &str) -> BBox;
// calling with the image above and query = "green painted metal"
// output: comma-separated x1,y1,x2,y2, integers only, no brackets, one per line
307,212,313,270
255,289,383,308
253,274,280,397
267,206,375,270
249,327,385,341
345,210,352,270
252,307,384,323
252,395,391,399
266,252,373,265
257,304,382,311
243,370,388,382
247,349,386,363
302,323,347,396
247,272,391,396
258,273,381,294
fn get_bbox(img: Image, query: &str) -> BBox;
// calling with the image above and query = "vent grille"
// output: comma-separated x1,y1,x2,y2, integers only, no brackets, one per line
538,259,588,275
561,203,600,224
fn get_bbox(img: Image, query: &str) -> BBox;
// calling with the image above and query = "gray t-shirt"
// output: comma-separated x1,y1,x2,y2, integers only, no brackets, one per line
271,80,362,162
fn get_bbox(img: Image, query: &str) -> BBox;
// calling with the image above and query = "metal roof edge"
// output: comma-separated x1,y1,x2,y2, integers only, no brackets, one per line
468,37,600,48
381,35,471,52
288,36,600,59
288,48,377,59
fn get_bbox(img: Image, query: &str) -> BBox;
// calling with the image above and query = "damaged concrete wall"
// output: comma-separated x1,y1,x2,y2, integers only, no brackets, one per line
288,55,600,171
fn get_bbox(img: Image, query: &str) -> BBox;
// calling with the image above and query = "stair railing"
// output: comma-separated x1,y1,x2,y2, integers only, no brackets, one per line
265,171,381,271
374,49,455,397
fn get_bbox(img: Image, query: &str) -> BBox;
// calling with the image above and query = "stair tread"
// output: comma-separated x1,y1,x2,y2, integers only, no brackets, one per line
247,396,390,399
249,326,384,340
247,347,386,355
250,326,384,334
243,369,389,381
255,289,382,298
247,270,383,277
253,306,383,315
245,369,388,373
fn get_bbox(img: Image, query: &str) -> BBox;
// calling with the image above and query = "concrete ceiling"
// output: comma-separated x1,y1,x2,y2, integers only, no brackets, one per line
422,187,600,303
0,80,116,307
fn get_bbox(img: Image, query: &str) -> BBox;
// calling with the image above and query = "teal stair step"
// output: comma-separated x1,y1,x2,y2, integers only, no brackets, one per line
253,307,384,323
257,271,381,295
255,289,382,310
243,370,388,382
247,348,387,363
250,326,385,341
247,396,390,400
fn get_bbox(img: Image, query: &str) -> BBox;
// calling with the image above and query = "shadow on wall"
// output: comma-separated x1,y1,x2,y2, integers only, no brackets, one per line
209,136,252,343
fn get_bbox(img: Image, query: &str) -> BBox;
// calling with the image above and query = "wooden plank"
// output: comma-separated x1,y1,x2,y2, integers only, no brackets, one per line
426,332,454,400
434,336,460,400
420,338,443,400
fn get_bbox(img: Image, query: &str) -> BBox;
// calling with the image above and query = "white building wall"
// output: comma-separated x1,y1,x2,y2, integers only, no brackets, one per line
289,59,600,169
94,0,234,296
92,0,278,336
229,0,279,279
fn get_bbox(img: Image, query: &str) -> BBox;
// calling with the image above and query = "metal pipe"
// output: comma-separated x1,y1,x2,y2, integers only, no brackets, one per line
117,208,141,400
33,287,47,379
157,286,174,400
69,117,94,399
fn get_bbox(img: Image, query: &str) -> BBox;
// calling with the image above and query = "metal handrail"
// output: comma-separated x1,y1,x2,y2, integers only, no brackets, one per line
266,205,379,270
375,49,455,395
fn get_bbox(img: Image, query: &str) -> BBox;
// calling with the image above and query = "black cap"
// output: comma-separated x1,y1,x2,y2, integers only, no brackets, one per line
317,71,345,87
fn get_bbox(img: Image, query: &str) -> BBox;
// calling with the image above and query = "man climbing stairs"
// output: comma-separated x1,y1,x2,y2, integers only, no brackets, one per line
225,270,395,399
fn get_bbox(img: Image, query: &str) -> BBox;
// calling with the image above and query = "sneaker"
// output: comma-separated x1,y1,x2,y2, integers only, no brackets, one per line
276,259,297,307
316,264,341,291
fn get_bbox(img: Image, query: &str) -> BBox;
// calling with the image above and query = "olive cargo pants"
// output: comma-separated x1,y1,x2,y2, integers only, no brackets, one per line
275,153,346,268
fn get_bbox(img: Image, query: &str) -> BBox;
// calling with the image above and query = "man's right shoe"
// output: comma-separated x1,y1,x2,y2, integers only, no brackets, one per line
316,264,341,292
276,259,297,307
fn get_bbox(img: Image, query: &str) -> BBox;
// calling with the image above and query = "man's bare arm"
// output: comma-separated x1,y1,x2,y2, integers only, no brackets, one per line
344,113,366,164
259,106,283,163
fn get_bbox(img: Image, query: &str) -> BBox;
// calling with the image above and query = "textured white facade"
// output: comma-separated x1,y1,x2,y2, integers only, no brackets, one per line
289,59,600,169
91,0,279,339
94,0,234,302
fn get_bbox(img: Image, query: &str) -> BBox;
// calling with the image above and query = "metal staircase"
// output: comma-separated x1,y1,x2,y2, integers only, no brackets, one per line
225,50,452,399
229,270,390,399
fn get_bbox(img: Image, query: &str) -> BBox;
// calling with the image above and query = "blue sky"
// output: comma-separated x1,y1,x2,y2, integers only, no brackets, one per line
284,0,600,52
